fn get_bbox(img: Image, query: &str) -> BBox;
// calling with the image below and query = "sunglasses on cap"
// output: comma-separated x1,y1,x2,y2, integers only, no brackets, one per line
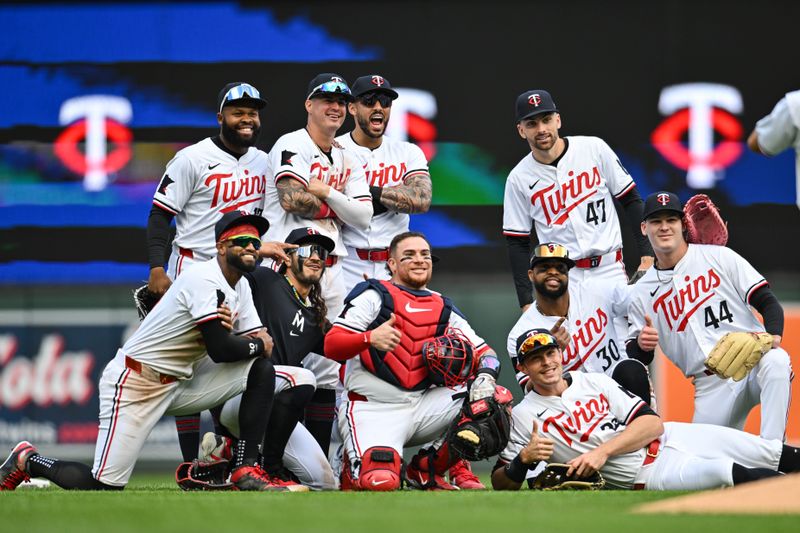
227,236,262,250
518,332,558,358
308,80,353,101
358,92,393,108
533,243,570,259
289,244,330,261
219,83,262,113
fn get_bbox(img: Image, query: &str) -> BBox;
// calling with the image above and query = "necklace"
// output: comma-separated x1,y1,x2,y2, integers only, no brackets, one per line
536,300,567,318
284,276,311,308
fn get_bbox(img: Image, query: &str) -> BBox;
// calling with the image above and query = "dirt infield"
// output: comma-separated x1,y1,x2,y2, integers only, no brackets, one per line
633,472,800,514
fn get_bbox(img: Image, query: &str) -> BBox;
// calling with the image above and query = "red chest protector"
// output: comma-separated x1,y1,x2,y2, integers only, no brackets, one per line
354,279,454,390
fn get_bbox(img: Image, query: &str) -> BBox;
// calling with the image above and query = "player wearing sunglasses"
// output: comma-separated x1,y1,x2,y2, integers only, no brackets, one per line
262,73,373,460
337,75,432,294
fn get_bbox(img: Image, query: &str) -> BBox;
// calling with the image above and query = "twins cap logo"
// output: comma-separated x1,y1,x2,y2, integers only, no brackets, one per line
547,244,556,252
529,94,542,107
371,75,385,87
306,228,319,235
657,193,671,206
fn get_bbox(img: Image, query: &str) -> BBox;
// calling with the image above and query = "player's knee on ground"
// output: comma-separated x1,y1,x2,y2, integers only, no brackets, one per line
357,447,402,491
612,359,651,405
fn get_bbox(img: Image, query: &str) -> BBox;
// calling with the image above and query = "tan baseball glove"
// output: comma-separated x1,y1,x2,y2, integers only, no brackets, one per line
704,332,774,381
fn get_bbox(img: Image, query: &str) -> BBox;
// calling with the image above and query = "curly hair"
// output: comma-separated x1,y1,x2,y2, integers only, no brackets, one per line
279,262,328,332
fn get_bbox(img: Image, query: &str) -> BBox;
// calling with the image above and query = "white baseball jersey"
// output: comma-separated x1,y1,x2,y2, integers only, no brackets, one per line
262,128,371,256
755,90,800,207
627,244,792,440
627,244,768,377
336,133,430,249
122,258,262,379
153,138,268,261
499,372,784,491
502,136,635,259
506,281,630,387
501,371,650,489
334,287,488,401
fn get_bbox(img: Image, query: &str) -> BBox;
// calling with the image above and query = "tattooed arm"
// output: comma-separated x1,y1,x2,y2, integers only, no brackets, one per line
276,177,323,218
378,174,432,214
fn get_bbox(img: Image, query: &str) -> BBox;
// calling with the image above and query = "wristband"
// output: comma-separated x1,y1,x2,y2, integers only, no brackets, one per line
504,454,533,483
477,354,501,379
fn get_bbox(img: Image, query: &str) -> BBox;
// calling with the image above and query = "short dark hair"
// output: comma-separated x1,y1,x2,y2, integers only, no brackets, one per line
389,231,431,256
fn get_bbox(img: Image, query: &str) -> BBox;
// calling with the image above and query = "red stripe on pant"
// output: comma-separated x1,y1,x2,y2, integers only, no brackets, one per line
96,368,131,480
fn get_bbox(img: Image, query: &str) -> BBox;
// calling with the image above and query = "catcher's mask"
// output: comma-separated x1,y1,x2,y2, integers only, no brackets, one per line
422,328,476,387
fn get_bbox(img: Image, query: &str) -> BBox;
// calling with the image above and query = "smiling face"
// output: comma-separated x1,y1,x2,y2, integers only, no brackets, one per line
518,346,564,388
517,112,561,152
219,237,260,273
530,259,569,299
306,94,347,135
388,235,433,290
642,212,687,256
218,105,261,149
349,92,392,139
288,244,326,286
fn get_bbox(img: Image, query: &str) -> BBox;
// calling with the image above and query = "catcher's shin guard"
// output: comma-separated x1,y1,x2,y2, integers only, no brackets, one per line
405,443,458,490
355,447,402,491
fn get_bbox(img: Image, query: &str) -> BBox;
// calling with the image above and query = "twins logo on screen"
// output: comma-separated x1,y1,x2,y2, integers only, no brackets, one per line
54,95,133,192
652,83,743,189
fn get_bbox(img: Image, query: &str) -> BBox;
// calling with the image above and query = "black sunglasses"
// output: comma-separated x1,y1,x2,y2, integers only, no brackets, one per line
228,237,262,250
358,92,393,108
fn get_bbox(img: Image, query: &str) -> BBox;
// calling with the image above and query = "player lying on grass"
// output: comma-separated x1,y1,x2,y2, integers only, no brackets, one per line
491,329,800,491
0,213,293,492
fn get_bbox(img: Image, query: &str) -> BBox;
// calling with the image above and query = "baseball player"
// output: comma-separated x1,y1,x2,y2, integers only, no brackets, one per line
627,191,792,440
323,231,503,491
747,89,800,208
200,228,338,491
503,90,654,315
0,213,290,492
506,242,652,405
261,73,373,457
491,329,800,491
336,74,432,292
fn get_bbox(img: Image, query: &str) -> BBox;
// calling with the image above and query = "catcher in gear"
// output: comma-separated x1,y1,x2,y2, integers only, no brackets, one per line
627,191,791,440
491,328,800,491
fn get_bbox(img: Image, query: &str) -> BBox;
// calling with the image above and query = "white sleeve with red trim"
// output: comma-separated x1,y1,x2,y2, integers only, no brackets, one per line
714,246,768,304
594,372,649,425
448,311,490,357
401,142,430,182
332,289,383,332
502,167,532,237
596,138,636,198
269,132,315,187
152,151,198,215
233,280,263,336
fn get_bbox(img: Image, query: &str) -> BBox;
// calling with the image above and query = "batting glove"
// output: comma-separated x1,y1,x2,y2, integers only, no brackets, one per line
469,373,497,401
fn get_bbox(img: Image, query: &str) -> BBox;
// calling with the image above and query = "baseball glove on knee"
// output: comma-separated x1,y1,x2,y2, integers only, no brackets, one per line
447,386,513,461
133,284,161,321
529,463,605,491
175,459,234,491
683,193,728,246
704,331,774,381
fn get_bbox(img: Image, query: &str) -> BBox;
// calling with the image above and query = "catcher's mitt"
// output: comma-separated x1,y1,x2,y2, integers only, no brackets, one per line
133,284,161,321
447,386,513,461
175,459,234,491
704,331,774,382
683,194,728,246
529,463,605,491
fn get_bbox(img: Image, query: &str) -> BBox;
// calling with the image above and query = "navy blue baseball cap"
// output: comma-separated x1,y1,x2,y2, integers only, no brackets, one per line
306,73,354,102
516,328,560,362
643,191,684,221
351,75,399,99
214,211,269,241
516,90,558,122
284,227,335,253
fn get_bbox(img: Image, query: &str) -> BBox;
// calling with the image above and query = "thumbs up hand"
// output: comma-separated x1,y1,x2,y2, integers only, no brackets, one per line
637,315,659,352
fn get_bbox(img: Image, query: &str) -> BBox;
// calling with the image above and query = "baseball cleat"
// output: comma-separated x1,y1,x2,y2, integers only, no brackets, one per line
449,459,485,490
200,432,233,462
404,463,458,491
230,464,288,492
0,441,38,491
264,465,310,493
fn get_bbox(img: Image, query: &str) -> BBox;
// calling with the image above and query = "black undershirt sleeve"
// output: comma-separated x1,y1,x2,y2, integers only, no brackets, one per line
507,235,533,307
198,320,264,363
370,186,389,215
147,205,175,269
625,339,655,365
630,405,658,421
749,285,784,336
618,187,653,259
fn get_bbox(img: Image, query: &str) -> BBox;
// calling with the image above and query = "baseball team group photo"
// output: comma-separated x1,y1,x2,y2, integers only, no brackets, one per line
2,1,799,531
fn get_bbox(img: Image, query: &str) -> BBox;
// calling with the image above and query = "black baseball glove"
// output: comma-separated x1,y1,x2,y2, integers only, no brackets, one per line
133,284,161,321
529,463,605,490
446,386,513,461
175,459,234,491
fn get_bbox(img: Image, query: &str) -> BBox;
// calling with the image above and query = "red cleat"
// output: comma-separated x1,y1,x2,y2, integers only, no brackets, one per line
0,441,38,491
230,464,288,492
404,462,458,491
449,459,485,490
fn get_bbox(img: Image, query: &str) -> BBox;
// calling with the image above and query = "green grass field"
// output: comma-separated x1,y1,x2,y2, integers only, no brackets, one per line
2,473,799,532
